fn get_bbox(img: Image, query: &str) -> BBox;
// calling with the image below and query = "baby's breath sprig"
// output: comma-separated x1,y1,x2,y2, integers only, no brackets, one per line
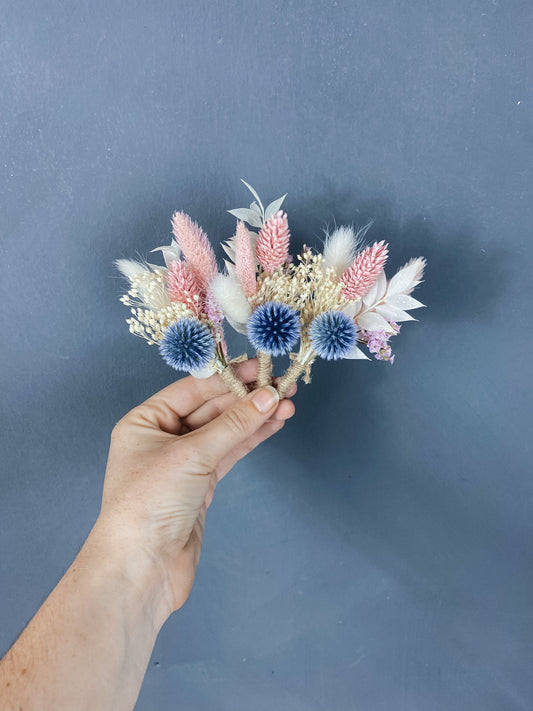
116,255,247,396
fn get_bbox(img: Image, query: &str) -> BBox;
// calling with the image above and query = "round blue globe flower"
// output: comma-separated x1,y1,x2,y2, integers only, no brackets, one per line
309,311,358,360
159,318,215,372
247,301,300,356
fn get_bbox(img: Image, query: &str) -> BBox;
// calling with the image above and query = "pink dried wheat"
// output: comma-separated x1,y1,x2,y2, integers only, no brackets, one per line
341,240,389,300
166,260,203,303
255,210,290,274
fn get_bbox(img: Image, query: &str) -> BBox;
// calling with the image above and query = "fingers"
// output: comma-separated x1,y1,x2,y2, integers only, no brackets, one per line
183,382,297,431
145,358,260,415
275,398,295,420
188,386,281,467
129,359,261,433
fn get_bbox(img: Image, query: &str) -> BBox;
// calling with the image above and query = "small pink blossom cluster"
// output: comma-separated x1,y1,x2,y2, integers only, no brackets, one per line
358,322,401,364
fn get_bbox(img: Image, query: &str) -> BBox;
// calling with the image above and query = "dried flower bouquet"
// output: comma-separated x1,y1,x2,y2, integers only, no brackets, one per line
116,180,426,397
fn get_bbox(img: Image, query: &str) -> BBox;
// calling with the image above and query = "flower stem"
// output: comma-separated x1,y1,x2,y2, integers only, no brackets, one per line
256,351,272,388
276,345,315,397
219,364,248,398
276,360,307,398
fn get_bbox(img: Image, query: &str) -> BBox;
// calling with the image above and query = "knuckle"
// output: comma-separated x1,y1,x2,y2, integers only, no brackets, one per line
222,406,250,436
110,419,125,441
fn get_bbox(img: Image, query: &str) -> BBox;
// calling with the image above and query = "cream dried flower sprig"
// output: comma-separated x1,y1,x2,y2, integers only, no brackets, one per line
116,213,248,397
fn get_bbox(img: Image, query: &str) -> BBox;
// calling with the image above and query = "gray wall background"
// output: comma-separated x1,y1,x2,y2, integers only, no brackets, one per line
1,2,532,709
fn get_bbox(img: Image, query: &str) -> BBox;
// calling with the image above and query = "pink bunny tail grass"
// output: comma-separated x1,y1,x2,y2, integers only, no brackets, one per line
235,221,257,297
255,209,290,274
166,260,203,303
341,240,389,300
171,210,218,289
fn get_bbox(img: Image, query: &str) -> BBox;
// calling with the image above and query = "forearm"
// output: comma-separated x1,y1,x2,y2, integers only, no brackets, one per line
0,519,172,711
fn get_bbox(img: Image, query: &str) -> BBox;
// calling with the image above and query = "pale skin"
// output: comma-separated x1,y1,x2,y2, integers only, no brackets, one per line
0,358,296,711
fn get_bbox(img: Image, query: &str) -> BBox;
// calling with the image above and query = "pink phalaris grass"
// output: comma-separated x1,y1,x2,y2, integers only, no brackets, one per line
171,211,218,289
255,209,290,274
166,260,203,304
341,240,389,300
235,221,257,297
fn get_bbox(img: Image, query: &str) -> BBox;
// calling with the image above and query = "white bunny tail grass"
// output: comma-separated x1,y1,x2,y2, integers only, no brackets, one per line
322,226,356,276
322,221,374,276
115,258,149,283
210,273,252,330
117,258,172,313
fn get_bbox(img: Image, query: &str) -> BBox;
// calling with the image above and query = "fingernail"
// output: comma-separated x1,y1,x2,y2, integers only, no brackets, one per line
252,386,279,413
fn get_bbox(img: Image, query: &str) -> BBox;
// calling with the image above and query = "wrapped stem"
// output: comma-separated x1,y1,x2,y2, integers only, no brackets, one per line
219,364,248,398
256,351,273,387
276,360,307,398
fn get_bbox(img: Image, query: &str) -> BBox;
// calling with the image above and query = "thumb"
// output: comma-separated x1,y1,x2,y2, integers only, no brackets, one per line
189,385,280,465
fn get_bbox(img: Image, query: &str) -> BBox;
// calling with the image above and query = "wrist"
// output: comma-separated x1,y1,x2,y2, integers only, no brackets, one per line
82,516,175,631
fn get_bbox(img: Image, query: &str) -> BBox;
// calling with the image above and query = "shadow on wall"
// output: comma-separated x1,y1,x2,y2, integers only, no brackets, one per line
282,183,512,463
260,188,529,666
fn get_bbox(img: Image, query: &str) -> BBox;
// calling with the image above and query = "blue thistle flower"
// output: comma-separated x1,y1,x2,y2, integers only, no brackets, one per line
247,301,300,356
309,311,358,360
158,318,215,372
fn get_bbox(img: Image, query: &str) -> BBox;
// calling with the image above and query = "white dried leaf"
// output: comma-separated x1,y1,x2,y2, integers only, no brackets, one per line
386,293,425,310
387,257,426,297
357,311,396,333
150,240,181,266
221,237,236,261
223,260,236,278
340,301,360,318
363,269,387,308
375,268,388,301
240,179,264,211
375,304,415,322
264,194,287,220
227,208,260,228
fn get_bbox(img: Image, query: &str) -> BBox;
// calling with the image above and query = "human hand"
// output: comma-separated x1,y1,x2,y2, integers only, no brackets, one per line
93,359,296,622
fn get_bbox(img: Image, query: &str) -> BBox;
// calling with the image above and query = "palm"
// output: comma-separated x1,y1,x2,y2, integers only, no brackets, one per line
102,359,295,612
